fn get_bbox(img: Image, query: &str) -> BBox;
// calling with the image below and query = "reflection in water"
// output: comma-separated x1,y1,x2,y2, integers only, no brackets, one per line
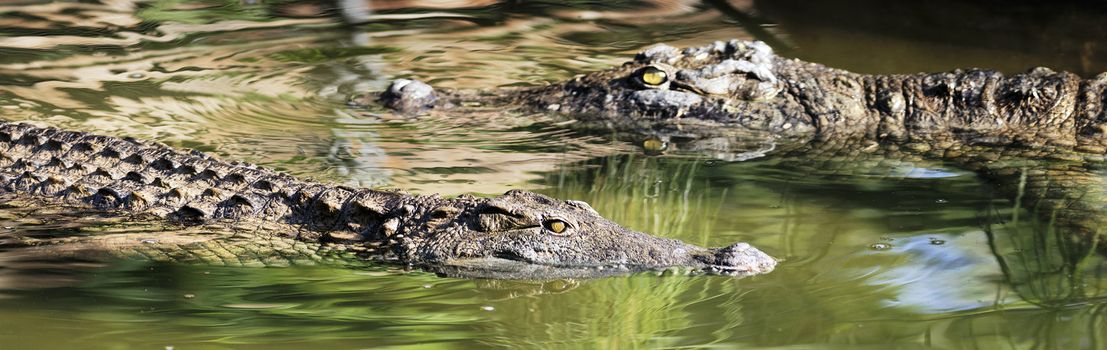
2,0,1107,348
986,180,1107,309
754,0,1107,76
1,148,1107,348
868,232,1009,314
0,0,666,193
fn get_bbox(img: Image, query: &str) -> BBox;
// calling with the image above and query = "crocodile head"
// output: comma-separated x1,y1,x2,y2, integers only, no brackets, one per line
379,40,823,138
397,190,776,279
538,40,797,128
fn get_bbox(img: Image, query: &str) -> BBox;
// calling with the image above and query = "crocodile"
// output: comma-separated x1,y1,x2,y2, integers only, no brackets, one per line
4,39,1105,278
368,39,1107,245
0,122,777,279
374,39,1107,150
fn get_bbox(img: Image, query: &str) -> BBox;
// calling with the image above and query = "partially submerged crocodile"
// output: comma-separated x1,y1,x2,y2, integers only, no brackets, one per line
378,39,1106,149
6,38,1107,279
0,122,777,279
369,39,1107,245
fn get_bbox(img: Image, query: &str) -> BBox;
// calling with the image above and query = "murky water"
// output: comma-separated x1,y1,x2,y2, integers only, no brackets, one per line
2,1,1107,349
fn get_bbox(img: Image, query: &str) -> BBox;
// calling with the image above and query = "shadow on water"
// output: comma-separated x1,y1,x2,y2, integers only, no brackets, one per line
526,148,1107,348
2,147,1107,348
540,153,723,247
984,174,1107,309
521,152,1032,348
2,0,1107,348
749,0,1107,76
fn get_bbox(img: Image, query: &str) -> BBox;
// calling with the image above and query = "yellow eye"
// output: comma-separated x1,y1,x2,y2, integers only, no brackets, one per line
640,66,667,86
642,136,667,153
544,219,568,234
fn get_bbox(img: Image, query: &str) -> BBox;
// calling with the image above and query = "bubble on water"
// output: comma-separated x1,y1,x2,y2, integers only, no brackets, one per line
869,242,893,251
481,306,495,311
128,72,146,79
929,238,946,245
935,199,948,204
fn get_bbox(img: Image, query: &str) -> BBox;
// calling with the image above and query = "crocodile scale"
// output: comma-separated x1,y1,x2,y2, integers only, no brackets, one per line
0,121,779,277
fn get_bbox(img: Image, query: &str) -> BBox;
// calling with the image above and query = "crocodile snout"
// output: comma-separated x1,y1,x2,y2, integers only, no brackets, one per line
701,242,777,274
381,79,437,112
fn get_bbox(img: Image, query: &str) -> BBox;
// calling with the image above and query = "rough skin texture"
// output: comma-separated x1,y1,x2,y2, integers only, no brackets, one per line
374,39,1107,248
0,122,776,279
382,39,1107,149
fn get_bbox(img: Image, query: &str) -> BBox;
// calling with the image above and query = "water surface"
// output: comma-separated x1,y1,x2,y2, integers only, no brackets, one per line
1,1,1106,349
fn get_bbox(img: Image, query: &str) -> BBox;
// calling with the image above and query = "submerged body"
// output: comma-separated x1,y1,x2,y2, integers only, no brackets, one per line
6,39,1107,278
380,39,1107,149
372,39,1107,246
0,122,776,278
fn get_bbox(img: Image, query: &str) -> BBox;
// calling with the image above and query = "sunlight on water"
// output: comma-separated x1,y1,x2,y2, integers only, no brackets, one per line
1,0,1107,349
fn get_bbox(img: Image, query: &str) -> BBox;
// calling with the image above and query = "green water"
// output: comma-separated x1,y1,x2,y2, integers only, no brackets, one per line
2,1,1107,349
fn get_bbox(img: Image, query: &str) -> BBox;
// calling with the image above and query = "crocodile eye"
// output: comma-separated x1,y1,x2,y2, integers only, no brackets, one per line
642,136,667,153
544,219,569,235
639,66,668,86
